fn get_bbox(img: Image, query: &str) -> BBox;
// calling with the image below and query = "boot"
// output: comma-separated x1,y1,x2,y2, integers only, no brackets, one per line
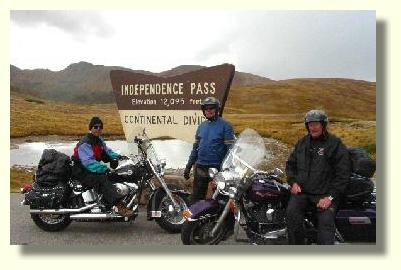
114,202,134,218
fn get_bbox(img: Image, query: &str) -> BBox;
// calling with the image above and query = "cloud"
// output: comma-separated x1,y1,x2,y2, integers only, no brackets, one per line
10,10,113,39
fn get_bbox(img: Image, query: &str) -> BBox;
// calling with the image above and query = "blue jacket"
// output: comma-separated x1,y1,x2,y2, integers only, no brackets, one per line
186,117,235,168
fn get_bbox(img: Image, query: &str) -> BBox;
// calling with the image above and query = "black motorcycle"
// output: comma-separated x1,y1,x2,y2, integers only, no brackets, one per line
181,128,376,245
21,131,190,233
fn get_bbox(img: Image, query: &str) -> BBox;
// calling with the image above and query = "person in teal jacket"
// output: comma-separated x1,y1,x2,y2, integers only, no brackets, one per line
184,97,235,204
72,117,134,217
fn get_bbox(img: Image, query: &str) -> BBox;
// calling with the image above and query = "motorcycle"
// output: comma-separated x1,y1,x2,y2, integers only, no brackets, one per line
181,128,376,245
21,130,190,233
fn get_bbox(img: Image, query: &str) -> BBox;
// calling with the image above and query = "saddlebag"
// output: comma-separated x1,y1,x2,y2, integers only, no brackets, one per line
336,208,376,242
336,174,376,242
25,182,70,209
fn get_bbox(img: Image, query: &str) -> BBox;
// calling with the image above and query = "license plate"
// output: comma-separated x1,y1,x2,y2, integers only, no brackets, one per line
151,211,162,218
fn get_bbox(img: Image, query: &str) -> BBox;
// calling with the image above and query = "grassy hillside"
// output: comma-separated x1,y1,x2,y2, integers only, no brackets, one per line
11,78,376,155
10,78,376,192
224,78,376,151
11,91,123,138
225,78,376,119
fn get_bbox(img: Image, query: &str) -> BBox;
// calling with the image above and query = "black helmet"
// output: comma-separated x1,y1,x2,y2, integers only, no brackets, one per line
304,110,328,128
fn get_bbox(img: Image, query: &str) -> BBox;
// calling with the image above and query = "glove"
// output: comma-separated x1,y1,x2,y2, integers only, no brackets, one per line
118,155,129,161
110,159,119,169
184,166,191,180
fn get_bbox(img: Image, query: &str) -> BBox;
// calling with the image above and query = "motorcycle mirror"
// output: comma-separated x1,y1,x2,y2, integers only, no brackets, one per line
208,168,219,178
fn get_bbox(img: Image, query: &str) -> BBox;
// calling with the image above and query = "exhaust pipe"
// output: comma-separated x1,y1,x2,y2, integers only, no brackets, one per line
29,203,98,214
70,205,138,221
261,228,287,239
70,213,123,220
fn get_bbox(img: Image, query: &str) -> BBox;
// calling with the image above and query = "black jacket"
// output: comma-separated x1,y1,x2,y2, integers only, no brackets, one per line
286,132,351,199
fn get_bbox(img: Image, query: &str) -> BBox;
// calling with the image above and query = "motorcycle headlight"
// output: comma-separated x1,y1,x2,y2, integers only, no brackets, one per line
217,181,226,190
214,173,226,190
228,187,237,198
208,168,219,178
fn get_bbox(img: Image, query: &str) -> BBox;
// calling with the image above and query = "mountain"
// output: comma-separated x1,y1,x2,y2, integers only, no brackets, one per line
10,62,273,104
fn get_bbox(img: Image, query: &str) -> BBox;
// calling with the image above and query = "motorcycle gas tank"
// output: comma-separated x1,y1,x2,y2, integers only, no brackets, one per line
247,175,288,202
111,162,146,183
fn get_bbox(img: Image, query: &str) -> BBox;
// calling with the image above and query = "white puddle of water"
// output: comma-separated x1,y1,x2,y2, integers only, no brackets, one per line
10,140,193,169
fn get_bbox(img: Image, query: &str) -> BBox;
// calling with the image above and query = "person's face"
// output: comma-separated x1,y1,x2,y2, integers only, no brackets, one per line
204,106,217,119
308,121,323,138
91,124,103,137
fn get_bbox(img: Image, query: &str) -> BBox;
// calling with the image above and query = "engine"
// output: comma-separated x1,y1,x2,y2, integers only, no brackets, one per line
244,200,286,234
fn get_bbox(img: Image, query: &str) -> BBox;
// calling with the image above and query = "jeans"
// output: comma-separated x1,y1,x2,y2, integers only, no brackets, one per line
190,164,216,205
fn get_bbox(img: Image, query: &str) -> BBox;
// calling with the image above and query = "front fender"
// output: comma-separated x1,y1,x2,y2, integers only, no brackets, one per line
147,184,191,220
187,199,220,220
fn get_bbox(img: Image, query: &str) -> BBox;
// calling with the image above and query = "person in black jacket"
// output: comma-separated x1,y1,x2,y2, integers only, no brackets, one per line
286,110,351,244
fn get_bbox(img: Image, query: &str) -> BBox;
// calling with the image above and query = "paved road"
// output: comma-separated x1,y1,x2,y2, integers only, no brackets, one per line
10,193,249,245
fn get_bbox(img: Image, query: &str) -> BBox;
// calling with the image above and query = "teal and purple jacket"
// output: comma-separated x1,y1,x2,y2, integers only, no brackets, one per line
72,133,119,174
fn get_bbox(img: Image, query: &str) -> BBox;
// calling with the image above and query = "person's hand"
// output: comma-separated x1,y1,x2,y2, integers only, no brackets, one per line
291,183,302,194
184,166,191,180
110,159,119,169
119,155,129,161
317,197,333,210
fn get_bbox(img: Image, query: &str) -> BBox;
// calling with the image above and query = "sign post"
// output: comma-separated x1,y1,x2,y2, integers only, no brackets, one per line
110,64,235,142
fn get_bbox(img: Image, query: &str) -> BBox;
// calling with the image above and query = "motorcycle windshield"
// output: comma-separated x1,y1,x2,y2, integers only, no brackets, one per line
221,128,266,178
143,137,161,167
127,129,161,168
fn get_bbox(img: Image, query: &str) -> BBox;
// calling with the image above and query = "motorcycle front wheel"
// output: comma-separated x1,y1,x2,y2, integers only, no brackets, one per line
181,216,227,245
31,213,71,232
156,193,190,233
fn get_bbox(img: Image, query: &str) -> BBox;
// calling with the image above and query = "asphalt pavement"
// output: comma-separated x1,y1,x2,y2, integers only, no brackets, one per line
10,193,249,246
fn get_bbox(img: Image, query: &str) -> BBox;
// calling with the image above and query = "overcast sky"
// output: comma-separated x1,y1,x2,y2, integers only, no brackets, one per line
10,10,376,81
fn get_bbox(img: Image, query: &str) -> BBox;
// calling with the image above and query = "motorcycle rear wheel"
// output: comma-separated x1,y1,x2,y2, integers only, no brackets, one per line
181,216,227,245
31,213,71,232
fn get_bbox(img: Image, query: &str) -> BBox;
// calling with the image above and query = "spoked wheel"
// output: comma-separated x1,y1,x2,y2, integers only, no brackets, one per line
156,193,190,233
31,213,71,232
181,216,227,245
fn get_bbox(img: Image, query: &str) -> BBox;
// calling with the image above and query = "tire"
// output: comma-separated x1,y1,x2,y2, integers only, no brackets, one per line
181,216,227,245
155,193,190,233
31,213,71,232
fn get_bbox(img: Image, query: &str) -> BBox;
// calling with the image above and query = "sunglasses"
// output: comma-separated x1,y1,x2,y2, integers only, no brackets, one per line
93,125,103,130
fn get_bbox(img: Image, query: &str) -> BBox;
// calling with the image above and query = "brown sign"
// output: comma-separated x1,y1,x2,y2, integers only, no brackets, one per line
110,64,235,142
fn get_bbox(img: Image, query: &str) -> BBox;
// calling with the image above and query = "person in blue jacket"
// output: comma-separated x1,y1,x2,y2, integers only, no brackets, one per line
184,97,235,204
71,117,133,217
